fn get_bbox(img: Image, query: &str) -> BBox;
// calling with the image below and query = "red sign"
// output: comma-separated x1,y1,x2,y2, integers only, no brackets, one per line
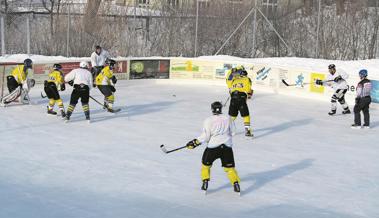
60,62,80,75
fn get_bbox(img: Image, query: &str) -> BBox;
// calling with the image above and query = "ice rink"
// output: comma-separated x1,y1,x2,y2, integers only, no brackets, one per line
0,80,378,218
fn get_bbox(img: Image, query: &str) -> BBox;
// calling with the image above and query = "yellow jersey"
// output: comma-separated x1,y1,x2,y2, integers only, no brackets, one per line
10,65,28,84
47,70,65,86
230,76,252,95
95,66,113,86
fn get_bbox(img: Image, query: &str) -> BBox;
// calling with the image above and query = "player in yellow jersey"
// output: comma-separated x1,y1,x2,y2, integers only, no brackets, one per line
44,64,66,117
228,68,253,137
1,58,34,106
95,59,118,112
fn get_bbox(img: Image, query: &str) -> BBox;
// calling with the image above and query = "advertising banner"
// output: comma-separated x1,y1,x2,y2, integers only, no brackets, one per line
310,73,326,94
170,59,215,80
130,60,169,79
371,80,379,103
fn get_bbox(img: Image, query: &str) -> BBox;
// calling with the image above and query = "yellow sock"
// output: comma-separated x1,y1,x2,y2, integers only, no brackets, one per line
243,116,250,128
224,167,240,184
106,95,115,109
56,99,64,111
201,164,211,181
107,95,115,104
48,99,56,109
82,104,89,112
67,104,75,113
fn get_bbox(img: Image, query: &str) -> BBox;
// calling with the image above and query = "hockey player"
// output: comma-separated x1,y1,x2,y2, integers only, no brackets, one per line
1,58,34,105
351,69,372,129
228,68,253,137
64,61,93,122
95,59,118,112
91,45,110,86
186,101,241,194
315,64,351,115
44,64,66,117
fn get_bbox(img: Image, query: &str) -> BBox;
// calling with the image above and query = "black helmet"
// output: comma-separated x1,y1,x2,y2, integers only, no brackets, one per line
95,45,101,50
211,101,223,115
106,59,116,68
105,59,116,66
328,64,336,70
240,70,248,76
24,58,33,69
53,63,62,70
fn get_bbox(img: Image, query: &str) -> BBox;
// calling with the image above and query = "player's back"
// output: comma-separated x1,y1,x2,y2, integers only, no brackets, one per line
231,76,251,93
203,114,233,148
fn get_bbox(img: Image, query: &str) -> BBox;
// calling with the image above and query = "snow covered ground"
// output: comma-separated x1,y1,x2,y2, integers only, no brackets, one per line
0,80,378,218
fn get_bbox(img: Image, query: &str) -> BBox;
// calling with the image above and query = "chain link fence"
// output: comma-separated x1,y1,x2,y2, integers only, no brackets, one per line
0,0,378,59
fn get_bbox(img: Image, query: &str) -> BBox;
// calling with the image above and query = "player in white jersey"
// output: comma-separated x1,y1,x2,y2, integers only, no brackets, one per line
64,61,93,122
186,101,241,194
91,45,111,86
316,64,351,115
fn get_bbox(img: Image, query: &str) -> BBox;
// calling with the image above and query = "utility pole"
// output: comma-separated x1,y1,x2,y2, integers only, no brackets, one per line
316,0,321,58
1,17,5,56
66,2,71,57
194,0,199,57
251,0,257,57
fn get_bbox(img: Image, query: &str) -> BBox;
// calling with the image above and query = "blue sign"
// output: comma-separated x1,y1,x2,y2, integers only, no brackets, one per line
371,80,379,103
296,73,305,86
256,67,271,81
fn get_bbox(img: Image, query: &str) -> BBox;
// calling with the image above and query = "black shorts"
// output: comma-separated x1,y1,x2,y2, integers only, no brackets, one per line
7,76,19,93
92,66,104,79
97,85,113,97
70,84,90,105
44,82,60,100
228,92,249,117
202,145,235,168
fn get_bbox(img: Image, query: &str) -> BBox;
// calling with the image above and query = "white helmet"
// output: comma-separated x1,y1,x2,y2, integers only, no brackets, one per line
80,61,89,69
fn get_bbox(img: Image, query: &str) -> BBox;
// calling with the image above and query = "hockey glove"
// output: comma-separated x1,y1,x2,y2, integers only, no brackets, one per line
186,139,201,149
68,80,74,86
110,86,116,93
248,90,254,99
61,83,66,91
355,97,361,104
315,79,323,86
111,75,117,84
334,75,342,82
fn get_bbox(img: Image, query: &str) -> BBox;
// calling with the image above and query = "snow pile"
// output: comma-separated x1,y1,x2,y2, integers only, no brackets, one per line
1,54,378,77
200,55,379,76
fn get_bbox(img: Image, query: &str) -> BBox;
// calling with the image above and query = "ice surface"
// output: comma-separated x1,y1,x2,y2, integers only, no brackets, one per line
0,80,378,218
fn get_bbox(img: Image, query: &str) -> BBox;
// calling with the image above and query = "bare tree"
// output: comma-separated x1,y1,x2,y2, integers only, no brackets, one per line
83,0,102,34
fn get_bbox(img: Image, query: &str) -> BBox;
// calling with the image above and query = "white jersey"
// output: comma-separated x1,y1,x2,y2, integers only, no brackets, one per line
64,68,93,89
325,70,349,90
91,50,110,67
197,114,233,148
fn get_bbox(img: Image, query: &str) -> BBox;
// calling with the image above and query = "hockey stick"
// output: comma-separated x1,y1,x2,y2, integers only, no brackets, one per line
160,144,187,154
89,95,107,108
222,96,230,107
41,91,47,98
281,79,334,87
89,95,120,113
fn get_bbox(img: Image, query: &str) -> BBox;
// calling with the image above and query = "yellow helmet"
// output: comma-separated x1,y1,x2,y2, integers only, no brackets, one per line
236,65,245,71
